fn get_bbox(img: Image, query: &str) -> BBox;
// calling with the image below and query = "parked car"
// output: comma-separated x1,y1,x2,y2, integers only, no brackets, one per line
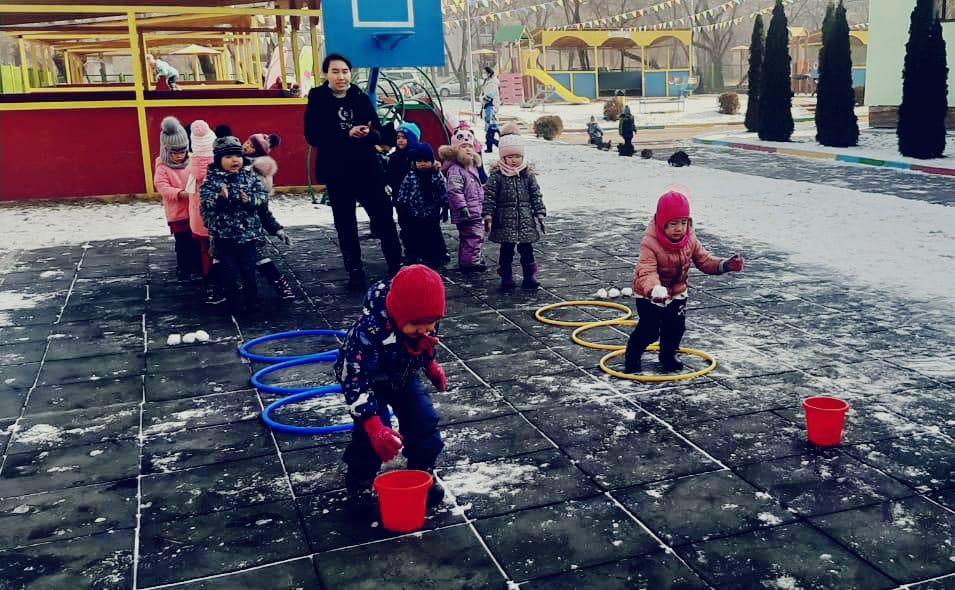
438,78,479,99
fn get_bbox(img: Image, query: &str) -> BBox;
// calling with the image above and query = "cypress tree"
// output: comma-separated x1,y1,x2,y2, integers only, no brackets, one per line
758,0,795,141
898,0,950,158
744,15,765,133
816,0,859,147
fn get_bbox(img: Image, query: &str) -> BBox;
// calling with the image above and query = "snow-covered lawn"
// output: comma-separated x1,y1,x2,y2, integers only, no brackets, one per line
700,127,955,170
443,94,815,130
3,138,953,308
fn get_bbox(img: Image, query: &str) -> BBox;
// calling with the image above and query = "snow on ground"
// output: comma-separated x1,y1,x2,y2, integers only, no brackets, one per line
521,138,955,306
443,95,814,130
3,138,954,309
702,127,955,169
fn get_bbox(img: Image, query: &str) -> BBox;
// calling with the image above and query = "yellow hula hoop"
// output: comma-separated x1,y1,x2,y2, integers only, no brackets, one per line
599,346,717,382
571,319,638,351
534,301,634,328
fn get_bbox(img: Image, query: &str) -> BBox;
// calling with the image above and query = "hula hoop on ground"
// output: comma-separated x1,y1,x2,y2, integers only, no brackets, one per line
261,384,356,435
571,319,638,351
534,301,633,327
251,353,339,395
599,345,717,382
238,329,346,363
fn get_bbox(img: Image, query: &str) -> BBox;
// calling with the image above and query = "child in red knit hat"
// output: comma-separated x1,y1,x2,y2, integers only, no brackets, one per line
334,264,449,508
624,188,744,373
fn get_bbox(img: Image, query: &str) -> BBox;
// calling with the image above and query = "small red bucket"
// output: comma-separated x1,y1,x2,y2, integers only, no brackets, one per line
373,470,433,533
802,396,850,446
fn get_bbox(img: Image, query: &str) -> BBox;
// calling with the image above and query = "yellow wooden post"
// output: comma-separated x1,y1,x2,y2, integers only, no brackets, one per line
309,16,320,84
277,17,287,89
64,49,72,84
193,55,201,82
640,44,645,97
245,35,255,84
213,52,222,80
291,25,302,87
252,31,264,87
18,38,30,92
127,11,155,195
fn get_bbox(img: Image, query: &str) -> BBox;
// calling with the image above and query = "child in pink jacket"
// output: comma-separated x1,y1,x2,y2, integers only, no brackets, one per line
155,116,199,281
439,125,486,272
185,119,221,303
624,189,744,373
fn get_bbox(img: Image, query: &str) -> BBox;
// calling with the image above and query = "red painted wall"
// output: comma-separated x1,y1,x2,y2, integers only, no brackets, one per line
0,108,145,201
145,104,310,188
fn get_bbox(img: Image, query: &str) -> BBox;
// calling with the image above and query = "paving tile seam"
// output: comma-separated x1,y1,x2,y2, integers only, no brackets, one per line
894,571,955,589
0,525,138,554
135,555,315,590
0,247,85,478
132,313,148,590
603,490,720,589
800,514,909,585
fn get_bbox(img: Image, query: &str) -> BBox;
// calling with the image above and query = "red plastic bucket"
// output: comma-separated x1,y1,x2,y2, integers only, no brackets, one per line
803,396,850,446
373,470,433,533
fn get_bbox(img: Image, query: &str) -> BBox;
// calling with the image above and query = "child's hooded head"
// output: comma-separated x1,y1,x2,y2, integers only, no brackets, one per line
159,116,189,168
385,265,446,343
396,122,421,151
213,136,244,173
654,189,693,250
189,120,215,158
411,143,435,171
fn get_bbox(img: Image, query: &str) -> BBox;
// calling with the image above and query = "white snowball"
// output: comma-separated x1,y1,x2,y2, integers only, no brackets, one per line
182,333,197,344
621,287,634,297
608,288,621,298
166,334,181,346
596,288,609,299
194,330,210,342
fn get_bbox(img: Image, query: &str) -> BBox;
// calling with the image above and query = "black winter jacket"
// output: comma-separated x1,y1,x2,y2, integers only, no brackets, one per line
304,82,384,188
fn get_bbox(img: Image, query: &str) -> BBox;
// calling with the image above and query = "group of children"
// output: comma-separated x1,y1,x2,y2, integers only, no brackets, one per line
384,119,547,291
154,116,294,312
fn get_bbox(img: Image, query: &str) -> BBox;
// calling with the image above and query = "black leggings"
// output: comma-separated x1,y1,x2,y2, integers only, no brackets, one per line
328,183,402,273
499,242,535,269
625,298,687,360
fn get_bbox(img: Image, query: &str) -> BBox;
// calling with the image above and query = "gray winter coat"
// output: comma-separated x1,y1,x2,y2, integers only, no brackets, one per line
482,166,546,244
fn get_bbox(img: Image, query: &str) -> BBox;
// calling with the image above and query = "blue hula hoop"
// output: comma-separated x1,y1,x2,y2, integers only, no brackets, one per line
261,384,356,435
238,329,346,363
251,353,339,395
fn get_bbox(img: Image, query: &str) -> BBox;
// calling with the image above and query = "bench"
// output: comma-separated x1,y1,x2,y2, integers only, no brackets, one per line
636,95,686,114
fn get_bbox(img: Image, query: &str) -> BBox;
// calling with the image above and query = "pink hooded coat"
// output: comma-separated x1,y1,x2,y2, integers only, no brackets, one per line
154,158,190,223
187,155,214,237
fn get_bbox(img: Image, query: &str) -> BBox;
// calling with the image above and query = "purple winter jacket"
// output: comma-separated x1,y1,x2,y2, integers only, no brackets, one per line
439,145,485,225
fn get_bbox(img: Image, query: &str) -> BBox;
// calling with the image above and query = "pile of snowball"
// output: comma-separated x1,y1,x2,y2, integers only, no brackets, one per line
167,330,211,346
594,287,633,299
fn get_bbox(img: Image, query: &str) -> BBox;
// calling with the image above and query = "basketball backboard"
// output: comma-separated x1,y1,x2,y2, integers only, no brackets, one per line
323,0,445,68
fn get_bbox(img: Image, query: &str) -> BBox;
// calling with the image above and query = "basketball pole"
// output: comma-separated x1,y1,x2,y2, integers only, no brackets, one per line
465,0,475,122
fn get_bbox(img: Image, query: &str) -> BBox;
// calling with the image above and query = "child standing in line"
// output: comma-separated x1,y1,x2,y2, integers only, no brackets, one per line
482,133,547,290
242,132,282,164
439,127,487,272
394,143,449,268
625,189,744,373
154,116,200,281
186,120,223,303
385,122,421,198
334,265,449,509
199,136,269,313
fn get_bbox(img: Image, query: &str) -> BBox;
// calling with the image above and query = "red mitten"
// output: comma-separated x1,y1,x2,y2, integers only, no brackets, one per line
362,416,403,462
723,254,745,272
424,360,448,392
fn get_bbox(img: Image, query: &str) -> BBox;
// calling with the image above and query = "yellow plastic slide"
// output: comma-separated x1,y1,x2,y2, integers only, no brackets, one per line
525,67,590,104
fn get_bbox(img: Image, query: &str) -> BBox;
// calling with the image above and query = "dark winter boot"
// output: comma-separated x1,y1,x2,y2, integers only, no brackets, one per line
521,263,541,290
344,472,376,513
428,477,445,508
204,264,226,305
658,353,684,373
623,350,643,374
347,269,368,292
498,265,516,291
271,275,295,300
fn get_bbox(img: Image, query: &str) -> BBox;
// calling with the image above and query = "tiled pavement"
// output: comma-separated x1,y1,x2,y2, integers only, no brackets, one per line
0,210,952,589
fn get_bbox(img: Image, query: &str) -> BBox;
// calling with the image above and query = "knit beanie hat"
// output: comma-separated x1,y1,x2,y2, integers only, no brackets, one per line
385,264,446,329
654,190,693,251
411,143,435,163
190,120,215,157
500,121,521,136
159,116,189,168
499,134,524,159
397,122,421,145
247,133,282,157
213,136,243,167
214,124,233,138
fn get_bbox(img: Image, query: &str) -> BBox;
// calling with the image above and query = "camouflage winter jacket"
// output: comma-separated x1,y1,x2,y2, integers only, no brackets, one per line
334,280,438,422
394,169,448,219
199,166,268,244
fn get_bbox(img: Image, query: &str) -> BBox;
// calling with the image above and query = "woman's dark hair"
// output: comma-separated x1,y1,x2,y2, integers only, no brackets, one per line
484,66,494,78
322,53,352,73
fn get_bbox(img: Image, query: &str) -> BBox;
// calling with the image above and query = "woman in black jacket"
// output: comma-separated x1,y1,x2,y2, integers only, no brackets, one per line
305,53,402,290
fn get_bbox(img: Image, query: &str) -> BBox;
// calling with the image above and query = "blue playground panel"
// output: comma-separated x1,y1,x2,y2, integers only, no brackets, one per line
852,68,866,88
549,72,571,90
667,70,691,96
644,71,667,97
569,73,597,99
323,0,445,67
